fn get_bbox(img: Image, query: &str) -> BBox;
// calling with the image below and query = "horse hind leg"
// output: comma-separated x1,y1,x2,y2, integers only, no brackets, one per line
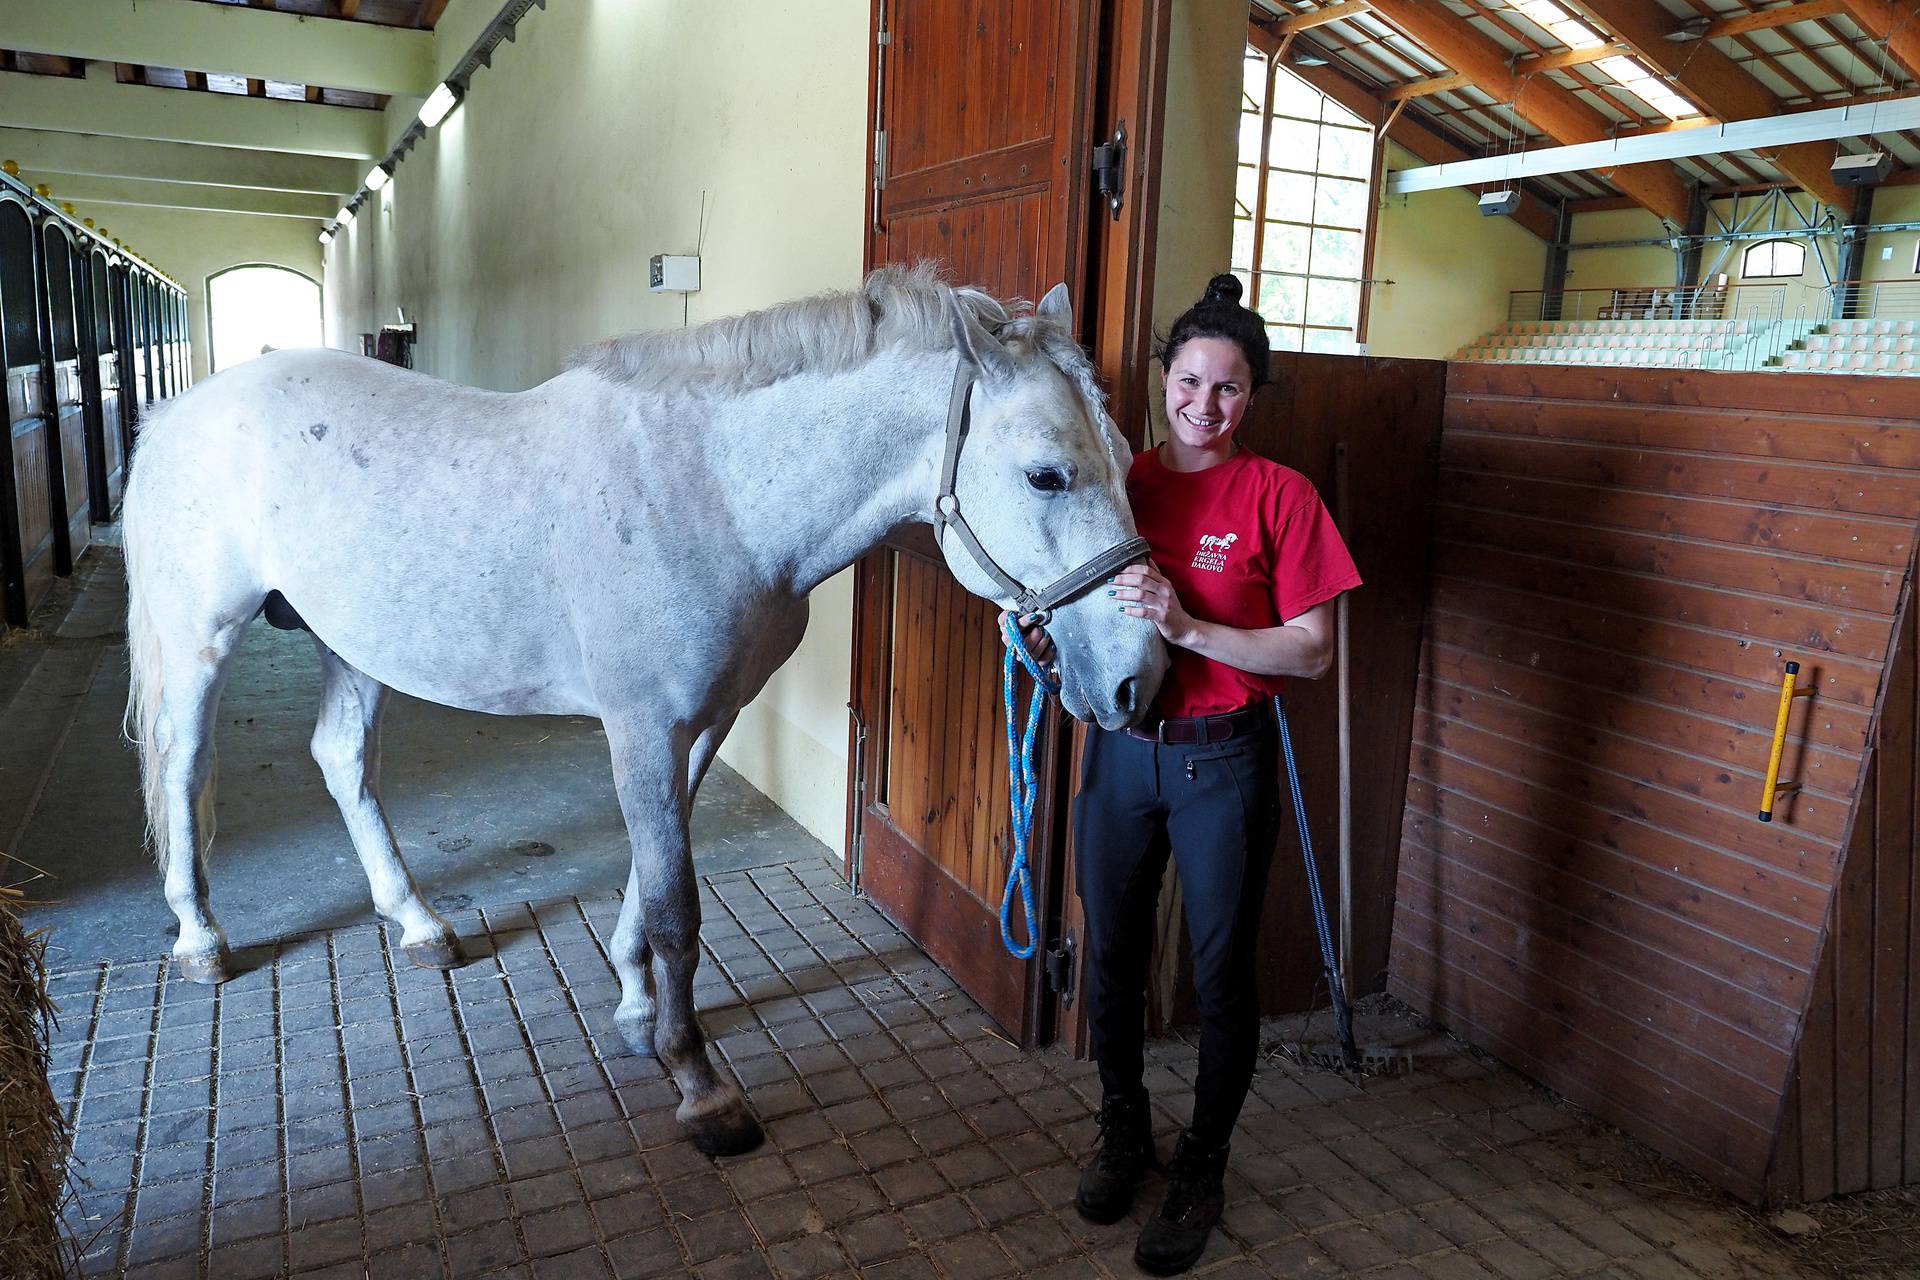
139,624,248,983
605,714,761,1156
310,642,462,968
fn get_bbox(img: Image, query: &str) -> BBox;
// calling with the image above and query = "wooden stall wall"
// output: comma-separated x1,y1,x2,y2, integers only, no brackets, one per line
42,228,90,569
1,197,53,627
1390,363,1920,1202
1769,590,1920,1202
1222,351,1445,1012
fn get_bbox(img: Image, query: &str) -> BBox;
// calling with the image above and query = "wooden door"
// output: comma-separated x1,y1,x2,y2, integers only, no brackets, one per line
0,197,40,625
87,250,124,513
41,225,88,569
850,0,1102,1042
111,265,137,457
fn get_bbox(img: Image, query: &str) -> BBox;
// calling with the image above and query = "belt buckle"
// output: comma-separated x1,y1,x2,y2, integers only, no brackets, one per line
1155,718,1172,745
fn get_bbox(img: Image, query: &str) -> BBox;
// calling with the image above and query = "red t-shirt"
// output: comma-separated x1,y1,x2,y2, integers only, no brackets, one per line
1128,446,1362,718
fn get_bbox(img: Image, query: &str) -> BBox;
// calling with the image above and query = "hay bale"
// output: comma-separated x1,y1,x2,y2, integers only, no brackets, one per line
0,888,71,1279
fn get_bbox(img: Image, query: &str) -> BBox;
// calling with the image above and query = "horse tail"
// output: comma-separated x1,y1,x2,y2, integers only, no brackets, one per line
122,453,173,870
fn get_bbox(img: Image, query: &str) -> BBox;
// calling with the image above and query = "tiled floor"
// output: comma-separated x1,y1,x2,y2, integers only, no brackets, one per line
11,543,1852,1278
49,856,1817,1280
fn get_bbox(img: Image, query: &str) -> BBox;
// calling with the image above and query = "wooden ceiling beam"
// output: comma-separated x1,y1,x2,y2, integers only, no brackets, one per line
1365,0,1692,224
1268,50,1562,240
1271,0,1371,34
1565,194,1642,213
417,0,453,28
335,0,363,16
1384,43,1630,100
1385,74,1468,102
1568,0,1848,208
1705,0,1848,38
1838,1,1920,81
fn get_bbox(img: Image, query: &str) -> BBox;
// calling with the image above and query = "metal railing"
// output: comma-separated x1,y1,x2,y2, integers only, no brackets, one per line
1507,283,1797,324
1820,279,1920,323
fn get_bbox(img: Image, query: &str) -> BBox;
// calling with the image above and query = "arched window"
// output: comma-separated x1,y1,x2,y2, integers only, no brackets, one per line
1231,49,1374,354
207,264,323,374
1742,239,1806,279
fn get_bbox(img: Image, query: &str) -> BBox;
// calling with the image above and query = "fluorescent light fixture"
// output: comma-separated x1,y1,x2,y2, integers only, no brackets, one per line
319,228,334,245
337,205,356,226
364,164,390,192
419,82,460,129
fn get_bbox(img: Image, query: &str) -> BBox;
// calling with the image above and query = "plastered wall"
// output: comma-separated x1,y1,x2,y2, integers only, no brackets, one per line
1147,0,1247,443
1368,149,1549,359
324,0,868,855
55,205,321,384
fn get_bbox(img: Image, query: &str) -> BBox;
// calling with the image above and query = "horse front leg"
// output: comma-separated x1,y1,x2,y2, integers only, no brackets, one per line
605,716,762,1156
608,713,737,1056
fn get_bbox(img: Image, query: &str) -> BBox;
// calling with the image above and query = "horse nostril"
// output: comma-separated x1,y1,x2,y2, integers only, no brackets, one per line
1116,677,1138,714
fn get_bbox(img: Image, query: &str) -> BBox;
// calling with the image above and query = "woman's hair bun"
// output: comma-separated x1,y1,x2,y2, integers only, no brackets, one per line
1201,274,1243,307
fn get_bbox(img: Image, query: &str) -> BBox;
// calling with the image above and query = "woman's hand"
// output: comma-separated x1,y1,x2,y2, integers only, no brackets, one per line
1002,610,1057,675
1112,562,1197,647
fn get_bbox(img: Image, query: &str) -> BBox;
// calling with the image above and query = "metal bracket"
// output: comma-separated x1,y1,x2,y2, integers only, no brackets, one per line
1092,121,1127,221
1045,934,1076,1005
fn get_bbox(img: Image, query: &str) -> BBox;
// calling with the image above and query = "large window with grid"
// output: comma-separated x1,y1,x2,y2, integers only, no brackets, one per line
1231,46,1373,354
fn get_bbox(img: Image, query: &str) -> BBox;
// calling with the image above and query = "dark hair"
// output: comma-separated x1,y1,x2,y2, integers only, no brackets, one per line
1155,274,1271,389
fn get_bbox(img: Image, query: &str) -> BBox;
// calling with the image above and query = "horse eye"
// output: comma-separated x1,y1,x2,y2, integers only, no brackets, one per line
1025,468,1069,493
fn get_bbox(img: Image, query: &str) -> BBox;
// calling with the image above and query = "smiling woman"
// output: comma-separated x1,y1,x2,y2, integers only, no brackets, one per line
207,263,323,374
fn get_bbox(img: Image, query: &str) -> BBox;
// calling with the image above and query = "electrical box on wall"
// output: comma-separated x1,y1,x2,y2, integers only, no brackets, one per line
649,254,700,293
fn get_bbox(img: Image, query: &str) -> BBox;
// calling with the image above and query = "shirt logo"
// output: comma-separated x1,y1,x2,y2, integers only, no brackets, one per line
1192,531,1238,573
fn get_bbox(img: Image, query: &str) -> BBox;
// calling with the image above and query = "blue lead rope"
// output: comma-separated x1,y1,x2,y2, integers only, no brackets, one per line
998,612,1059,958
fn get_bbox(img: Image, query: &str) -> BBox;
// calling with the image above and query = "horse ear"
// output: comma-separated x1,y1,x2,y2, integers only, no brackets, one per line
948,296,1014,383
1036,283,1073,332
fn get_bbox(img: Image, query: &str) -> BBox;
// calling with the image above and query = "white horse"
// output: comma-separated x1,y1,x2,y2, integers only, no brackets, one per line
122,266,1166,1154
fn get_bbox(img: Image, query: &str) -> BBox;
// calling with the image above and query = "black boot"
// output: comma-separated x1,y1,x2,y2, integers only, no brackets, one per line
1074,1091,1156,1224
1133,1131,1228,1275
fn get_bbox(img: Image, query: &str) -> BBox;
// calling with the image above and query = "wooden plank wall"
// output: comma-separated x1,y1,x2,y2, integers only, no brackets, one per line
1390,363,1920,1202
1770,590,1920,1201
1235,351,1447,1011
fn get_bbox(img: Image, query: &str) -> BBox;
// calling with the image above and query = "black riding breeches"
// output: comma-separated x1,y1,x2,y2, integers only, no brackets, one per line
1072,718,1281,1149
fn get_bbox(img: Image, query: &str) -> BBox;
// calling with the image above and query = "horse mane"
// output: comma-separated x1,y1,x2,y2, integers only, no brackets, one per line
571,262,1011,394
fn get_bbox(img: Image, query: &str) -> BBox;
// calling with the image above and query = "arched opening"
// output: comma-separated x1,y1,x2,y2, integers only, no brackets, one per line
207,264,323,375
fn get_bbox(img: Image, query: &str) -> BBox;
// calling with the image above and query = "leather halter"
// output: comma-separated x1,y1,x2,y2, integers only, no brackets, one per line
933,359,1150,623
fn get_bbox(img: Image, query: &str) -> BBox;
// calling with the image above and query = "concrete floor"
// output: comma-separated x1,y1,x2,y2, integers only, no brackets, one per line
4,546,1860,1277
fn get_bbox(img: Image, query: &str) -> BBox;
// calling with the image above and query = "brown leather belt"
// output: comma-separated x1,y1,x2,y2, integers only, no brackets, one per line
1126,703,1270,746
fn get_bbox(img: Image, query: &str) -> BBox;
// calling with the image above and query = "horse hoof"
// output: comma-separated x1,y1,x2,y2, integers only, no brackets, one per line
681,1099,764,1157
616,1017,658,1058
686,1110,764,1157
175,949,233,985
404,934,465,970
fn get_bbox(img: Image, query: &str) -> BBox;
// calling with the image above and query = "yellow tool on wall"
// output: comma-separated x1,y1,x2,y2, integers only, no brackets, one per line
1758,659,1814,822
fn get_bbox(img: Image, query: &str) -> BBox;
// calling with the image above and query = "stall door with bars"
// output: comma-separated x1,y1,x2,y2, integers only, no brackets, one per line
849,0,1101,1043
